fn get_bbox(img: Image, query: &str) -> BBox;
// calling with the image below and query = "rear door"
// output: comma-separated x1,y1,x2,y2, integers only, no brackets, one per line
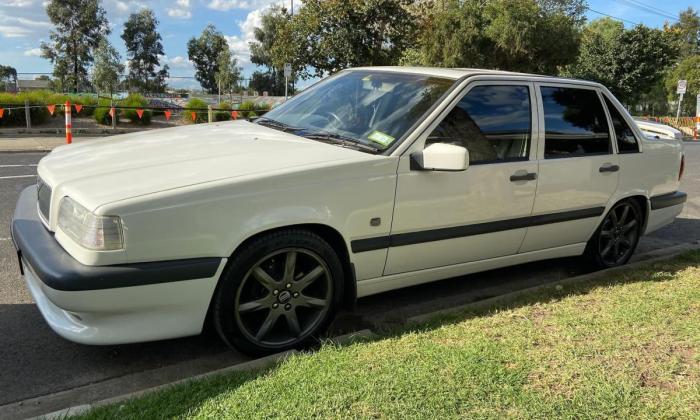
520,83,619,252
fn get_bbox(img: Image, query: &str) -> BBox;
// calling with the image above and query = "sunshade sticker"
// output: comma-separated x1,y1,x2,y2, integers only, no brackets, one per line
367,130,395,147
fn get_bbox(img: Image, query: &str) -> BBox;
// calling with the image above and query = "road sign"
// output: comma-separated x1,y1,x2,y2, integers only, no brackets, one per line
677,80,687,94
284,63,292,78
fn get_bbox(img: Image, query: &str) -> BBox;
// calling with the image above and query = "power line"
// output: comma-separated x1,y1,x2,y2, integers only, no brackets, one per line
614,0,680,22
586,7,640,26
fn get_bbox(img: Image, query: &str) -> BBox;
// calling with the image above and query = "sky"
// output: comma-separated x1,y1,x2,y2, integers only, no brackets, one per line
0,0,696,89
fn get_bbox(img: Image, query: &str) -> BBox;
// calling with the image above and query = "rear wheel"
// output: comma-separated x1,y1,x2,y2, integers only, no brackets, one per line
213,229,343,356
585,200,643,269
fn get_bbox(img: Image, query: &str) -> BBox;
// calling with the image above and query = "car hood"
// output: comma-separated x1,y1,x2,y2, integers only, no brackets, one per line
38,120,373,211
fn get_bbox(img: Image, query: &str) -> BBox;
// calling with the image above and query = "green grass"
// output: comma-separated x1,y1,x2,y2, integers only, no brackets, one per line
79,252,700,419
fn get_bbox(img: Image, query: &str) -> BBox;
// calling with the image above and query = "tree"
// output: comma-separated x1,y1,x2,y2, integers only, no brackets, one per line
250,5,307,87
0,65,17,91
41,0,110,93
564,19,678,105
666,7,700,58
664,55,700,116
187,25,228,93
122,9,169,93
92,38,124,97
290,0,417,77
214,47,242,102
248,6,303,95
248,70,288,96
407,0,584,74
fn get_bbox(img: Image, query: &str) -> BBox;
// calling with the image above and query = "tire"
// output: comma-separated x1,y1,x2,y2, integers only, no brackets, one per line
212,229,344,356
584,199,643,269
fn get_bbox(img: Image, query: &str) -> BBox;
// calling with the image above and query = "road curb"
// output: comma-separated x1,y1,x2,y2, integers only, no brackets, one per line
406,241,700,325
26,329,376,420
32,350,299,420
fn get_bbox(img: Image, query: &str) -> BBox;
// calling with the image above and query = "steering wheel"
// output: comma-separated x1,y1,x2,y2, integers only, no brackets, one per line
320,111,344,128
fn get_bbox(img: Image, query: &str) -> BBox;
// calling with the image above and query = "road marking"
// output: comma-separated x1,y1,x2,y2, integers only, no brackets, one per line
0,238,11,241
0,164,38,168
0,175,36,180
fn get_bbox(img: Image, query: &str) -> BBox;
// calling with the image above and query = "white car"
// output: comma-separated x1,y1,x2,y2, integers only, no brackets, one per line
634,118,685,140
12,67,686,355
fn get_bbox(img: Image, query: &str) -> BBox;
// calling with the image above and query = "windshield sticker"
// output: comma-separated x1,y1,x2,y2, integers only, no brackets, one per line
367,131,395,146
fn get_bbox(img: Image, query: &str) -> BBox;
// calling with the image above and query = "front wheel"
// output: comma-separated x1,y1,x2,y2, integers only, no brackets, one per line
584,200,643,269
212,229,343,356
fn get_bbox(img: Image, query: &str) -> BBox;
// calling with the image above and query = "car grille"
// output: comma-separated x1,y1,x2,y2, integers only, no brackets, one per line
37,177,52,223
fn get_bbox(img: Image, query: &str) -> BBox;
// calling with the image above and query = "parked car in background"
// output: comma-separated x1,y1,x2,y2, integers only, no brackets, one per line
12,67,686,355
634,118,685,140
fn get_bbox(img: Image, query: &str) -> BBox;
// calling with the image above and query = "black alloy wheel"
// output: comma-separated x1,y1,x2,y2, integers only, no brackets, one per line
213,230,343,356
586,200,643,269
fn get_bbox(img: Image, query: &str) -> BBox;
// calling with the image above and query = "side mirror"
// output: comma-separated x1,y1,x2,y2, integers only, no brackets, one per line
410,143,469,171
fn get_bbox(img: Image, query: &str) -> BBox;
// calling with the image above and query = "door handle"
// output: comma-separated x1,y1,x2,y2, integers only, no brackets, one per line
599,164,620,173
510,172,537,182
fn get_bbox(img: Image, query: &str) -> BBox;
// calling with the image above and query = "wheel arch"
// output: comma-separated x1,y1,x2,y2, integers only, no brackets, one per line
210,223,357,319
614,194,650,235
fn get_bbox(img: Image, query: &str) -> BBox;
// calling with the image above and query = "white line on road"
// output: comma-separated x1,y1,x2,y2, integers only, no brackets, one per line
0,238,11,241
0,164,38,168
0,175,36,180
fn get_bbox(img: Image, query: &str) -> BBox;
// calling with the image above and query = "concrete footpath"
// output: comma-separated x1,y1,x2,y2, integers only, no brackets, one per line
0,137,97,152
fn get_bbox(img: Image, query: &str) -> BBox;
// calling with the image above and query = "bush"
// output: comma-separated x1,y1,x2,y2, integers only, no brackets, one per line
120,94,151,125
215,102,231,121
0,91,55,127
183,98,207,124
237,101,258,119
93,98,118,126
0,91,99,127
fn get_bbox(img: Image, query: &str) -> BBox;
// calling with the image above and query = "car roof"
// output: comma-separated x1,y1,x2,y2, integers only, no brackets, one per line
349,66,603,88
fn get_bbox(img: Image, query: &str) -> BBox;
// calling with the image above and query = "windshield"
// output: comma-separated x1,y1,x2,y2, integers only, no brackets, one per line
258,70,455,152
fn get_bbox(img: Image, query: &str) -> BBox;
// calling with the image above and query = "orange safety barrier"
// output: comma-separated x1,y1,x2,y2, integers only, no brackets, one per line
65,100,72,144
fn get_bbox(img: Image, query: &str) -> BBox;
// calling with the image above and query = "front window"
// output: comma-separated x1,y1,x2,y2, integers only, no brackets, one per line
426,85,532,164
258,71,455,152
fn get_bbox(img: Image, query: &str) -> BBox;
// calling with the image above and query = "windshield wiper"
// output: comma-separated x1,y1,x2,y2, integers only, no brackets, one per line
255,117,303,133
301,131,381,153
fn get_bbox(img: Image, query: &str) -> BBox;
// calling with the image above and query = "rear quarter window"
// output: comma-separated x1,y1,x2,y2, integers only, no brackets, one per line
604,96,640,153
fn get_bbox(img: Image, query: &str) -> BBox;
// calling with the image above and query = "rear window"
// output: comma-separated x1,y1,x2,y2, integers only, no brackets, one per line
541,86,611,158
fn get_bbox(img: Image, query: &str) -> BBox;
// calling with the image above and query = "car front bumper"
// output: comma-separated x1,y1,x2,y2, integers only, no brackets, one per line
11,186,226,345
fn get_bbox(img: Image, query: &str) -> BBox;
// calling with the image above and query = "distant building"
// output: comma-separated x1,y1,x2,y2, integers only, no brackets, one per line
17,79,50,91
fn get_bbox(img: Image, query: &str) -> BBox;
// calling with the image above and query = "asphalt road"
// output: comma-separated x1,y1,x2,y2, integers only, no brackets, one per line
1,145,698,408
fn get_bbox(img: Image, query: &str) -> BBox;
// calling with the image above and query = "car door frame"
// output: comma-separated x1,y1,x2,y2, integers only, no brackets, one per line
518,81,621,253
380,76,540,275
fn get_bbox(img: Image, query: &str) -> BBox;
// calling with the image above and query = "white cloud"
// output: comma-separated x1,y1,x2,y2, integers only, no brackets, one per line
23,47,42,56
0,0,34,7
0,25,34,37
167,0,192,19
207,0,278,11
115,1,129,13
159,54,193,70
223,6,266,64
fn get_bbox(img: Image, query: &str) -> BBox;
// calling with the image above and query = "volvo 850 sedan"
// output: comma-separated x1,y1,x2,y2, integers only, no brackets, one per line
12,67,686,354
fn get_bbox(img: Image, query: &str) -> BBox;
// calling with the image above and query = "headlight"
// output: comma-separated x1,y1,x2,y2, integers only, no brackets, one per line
57,197,124,250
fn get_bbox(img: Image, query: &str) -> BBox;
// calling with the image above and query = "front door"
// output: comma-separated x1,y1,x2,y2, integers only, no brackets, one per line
385,81,539,275
519,84,620,252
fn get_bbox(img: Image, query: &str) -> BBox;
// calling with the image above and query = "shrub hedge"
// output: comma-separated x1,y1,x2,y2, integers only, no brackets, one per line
93,94,151,126
0,91,98,127
183,98,208,124
215,102,231,121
